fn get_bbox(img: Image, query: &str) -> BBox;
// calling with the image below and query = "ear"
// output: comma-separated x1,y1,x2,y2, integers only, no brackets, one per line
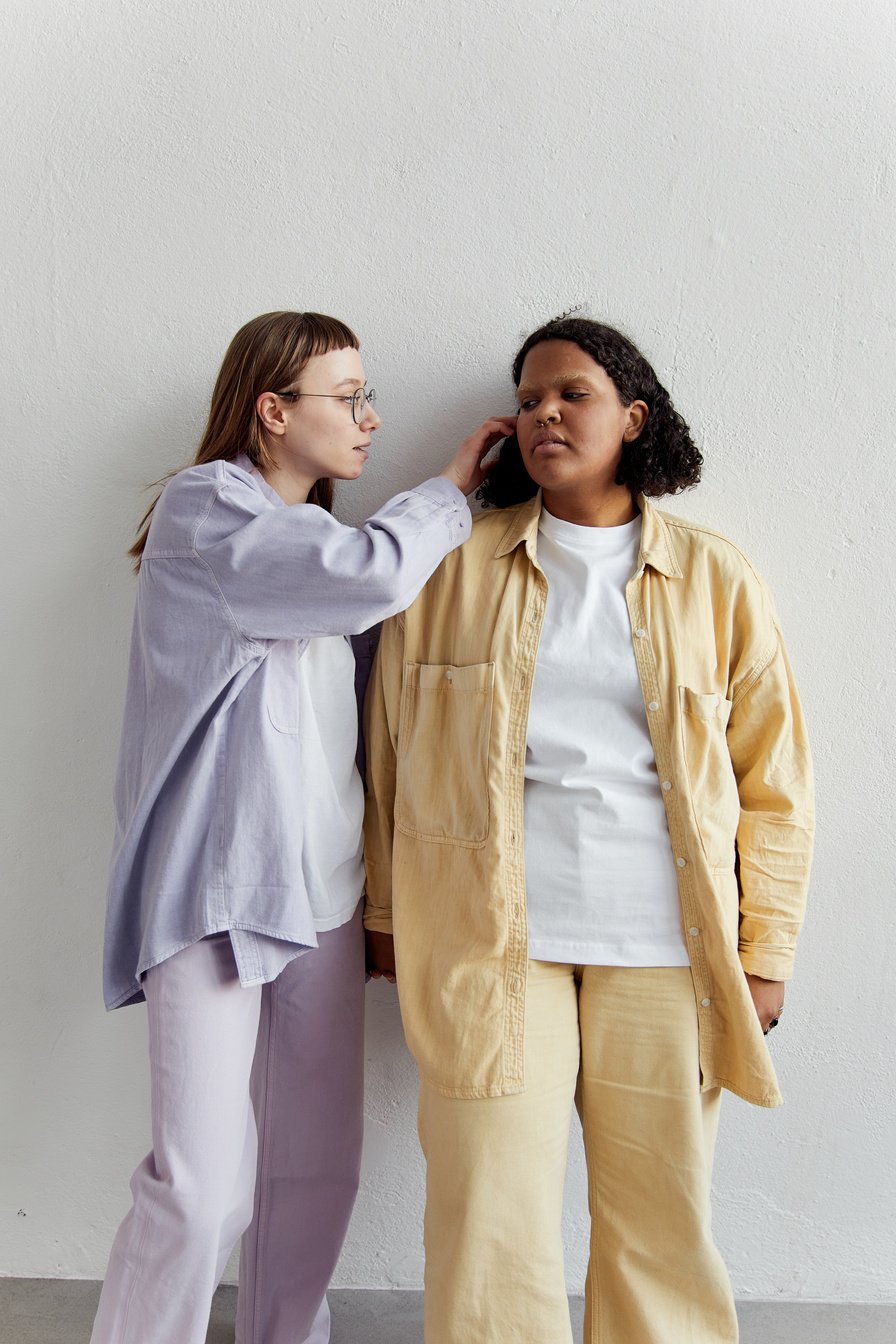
623,399,649,442
256,392,288,438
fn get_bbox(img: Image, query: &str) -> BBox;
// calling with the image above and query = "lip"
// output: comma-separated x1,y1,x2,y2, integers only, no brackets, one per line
353,443,371,454
530,431,567,453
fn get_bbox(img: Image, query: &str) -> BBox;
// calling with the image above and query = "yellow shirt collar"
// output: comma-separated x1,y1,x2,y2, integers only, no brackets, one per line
492,491,682,579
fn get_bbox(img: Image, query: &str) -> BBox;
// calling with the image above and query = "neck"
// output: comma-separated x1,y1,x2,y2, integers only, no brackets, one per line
541,484,638,528
258,451,315,506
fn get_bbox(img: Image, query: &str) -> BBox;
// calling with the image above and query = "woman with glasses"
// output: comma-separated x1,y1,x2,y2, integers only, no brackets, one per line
364,315,814,1343
91,310,515,1344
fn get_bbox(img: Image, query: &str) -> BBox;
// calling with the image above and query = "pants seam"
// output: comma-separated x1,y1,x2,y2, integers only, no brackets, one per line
117,991,164,1344
248,984,277,1344
116,1189,158,1341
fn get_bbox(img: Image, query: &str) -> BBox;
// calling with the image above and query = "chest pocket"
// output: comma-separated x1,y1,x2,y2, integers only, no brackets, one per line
678,686,739,868
396,661,495,847
265,640,304,734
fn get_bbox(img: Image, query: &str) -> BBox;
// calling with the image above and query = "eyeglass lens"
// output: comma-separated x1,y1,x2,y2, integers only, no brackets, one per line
352,387,376,423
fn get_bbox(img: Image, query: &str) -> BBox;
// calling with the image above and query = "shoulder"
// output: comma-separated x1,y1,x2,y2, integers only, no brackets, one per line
147,460,270,553
161,459,261,506
656,506,772,592
161,459,271,520
652,505,782,651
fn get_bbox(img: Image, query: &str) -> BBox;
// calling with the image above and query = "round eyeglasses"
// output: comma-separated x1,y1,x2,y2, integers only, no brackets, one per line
274,386,377,425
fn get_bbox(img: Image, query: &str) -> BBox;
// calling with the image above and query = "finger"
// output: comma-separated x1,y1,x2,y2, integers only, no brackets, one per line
467,426,511,453
472,416,518,443
478,426,516,454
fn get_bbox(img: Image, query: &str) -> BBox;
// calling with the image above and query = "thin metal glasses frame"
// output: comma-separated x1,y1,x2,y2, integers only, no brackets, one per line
273,386,376,425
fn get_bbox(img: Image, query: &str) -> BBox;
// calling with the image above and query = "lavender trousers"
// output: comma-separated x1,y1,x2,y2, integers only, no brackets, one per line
90,905,365,1344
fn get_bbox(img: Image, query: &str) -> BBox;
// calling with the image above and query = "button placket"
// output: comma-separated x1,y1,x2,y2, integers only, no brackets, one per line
626,579,714,1065
503,574,547,1084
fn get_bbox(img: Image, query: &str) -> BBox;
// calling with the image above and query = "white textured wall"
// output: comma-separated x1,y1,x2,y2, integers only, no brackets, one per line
2,0,894,1302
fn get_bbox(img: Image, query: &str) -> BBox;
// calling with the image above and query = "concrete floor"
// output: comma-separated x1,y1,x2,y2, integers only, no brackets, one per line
2,1279,895,1343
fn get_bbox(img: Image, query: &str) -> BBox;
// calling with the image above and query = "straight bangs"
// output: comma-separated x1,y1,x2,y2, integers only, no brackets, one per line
273,311,360,389
234,311,360,404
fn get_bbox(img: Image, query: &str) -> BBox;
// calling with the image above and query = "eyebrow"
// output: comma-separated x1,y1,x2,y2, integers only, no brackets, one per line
516,373,597,396
334,377,364,388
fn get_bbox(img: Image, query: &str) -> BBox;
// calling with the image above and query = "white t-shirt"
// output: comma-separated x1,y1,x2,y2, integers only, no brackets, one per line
524,508,689,967
229,634,365,985
297,635,366,930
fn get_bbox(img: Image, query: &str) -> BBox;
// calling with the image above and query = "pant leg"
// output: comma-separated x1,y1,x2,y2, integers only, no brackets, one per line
577,966,738,1344
91,935,262,1344
419,960,580,1344
236,904,366,1344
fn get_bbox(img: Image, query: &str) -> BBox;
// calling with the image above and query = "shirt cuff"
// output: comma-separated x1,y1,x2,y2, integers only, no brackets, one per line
363,912,394,935
414,476,469,510
739,944,796,982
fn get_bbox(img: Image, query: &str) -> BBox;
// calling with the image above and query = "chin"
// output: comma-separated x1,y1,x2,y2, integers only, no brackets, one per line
524,461,565,489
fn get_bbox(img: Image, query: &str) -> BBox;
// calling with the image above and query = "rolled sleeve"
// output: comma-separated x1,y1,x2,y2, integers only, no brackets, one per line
728,633,815,981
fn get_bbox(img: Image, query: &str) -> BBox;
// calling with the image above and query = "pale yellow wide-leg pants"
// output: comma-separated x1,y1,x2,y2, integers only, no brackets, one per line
418,962,738,1344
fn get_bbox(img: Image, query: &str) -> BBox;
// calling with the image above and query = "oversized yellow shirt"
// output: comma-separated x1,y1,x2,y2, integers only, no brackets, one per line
363,493,814,1107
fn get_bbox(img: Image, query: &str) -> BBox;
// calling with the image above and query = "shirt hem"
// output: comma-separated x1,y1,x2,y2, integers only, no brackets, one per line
527,941,691,967
104,922,320,1010
418,1069,782,1107
313,895,364,933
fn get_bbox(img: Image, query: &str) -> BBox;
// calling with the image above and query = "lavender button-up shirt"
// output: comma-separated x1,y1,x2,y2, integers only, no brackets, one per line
103,453,470,1009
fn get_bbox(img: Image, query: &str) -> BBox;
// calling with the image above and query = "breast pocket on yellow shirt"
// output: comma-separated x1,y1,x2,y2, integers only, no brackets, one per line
396,662,495,847
678,686,740,869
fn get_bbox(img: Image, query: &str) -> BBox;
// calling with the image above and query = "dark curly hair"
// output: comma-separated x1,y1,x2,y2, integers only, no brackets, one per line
478,317,702,509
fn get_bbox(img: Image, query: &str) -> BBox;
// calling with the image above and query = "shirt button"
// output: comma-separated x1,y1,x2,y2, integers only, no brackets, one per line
510,977,523,995
661,780,673,791
701,998,711,1007
689,927,700,937
648,700,660,711
676,856,687,868
635,627,648,639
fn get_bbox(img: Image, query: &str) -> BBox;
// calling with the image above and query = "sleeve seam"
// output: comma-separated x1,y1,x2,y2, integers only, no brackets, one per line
731,634,779,707
190,479,261,650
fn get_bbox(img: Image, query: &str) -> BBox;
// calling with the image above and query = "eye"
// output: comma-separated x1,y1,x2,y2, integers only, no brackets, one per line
562,390,588,400
519,399,538,411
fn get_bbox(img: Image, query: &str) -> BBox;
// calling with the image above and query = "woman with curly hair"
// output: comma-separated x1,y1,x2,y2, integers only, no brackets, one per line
364,317,814,1343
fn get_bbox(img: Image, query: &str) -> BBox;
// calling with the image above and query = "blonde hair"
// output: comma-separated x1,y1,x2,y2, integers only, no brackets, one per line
130,310,359,570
